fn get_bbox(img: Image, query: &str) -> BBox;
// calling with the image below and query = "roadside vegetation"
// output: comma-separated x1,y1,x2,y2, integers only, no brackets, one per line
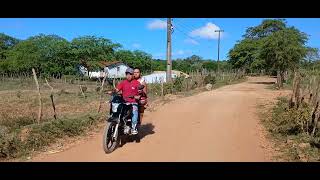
228,19,320,161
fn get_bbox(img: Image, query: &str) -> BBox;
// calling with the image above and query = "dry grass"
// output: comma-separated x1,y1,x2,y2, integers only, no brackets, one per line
260,70,320,162
0,77,111,122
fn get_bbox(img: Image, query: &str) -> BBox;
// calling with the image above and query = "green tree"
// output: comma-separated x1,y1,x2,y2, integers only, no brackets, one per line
304,47,319,63
151,59,166,71
244,19,286,39
69,36,121,74
31,34,73,77
229,19,309,82
4,38,41,73
0,33,20,60
4,34,73,76
260,27,308,87
185,55,203,72
115,50,153,73
228,39,263,72
202,60,218,71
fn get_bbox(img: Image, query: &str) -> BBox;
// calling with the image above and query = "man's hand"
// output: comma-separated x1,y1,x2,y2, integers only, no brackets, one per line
107,91,113,95
134,95,141,100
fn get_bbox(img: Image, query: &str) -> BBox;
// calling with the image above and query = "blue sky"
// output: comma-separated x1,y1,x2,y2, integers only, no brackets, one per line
0,18,319,60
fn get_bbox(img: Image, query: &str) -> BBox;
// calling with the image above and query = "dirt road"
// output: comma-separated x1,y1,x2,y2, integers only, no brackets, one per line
32,76,288,162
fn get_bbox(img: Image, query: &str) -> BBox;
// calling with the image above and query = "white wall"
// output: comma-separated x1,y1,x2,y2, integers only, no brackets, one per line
143,73,177,84
79,64,128,79
79,66,88,75
106,64,128,78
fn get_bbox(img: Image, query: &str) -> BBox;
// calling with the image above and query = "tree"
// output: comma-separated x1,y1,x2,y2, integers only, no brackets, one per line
31,34,74,77
305,47,319,63
185,55,203,72
4,38,41,74
244,19,286,39
115,50,153,73
69,36,121,74
202,61,218,71
228,39,263,72
229,19,287,73
260,27,308,87
229,19,309,84
0,33,20,60
4,34,74,76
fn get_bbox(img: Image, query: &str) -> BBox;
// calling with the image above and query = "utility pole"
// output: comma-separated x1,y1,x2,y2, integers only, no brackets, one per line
166,18,172,83
215,29,224,72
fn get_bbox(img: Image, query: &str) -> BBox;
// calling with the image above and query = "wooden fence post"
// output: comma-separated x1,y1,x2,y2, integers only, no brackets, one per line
161,81,164,97
98,75,108,113
79,85,86,98
32,68,43,124
45,78,57,120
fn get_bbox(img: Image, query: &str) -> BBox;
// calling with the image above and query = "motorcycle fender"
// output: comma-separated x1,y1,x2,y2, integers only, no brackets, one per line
107,116,118,122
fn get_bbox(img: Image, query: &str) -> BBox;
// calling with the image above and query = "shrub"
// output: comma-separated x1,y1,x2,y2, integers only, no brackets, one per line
0,132,23,158
172,77,184,92
204,74,216,85
269,97,314,136
0,114,35,132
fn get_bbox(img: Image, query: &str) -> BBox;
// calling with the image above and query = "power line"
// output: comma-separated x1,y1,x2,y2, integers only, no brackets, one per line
161,18,218,60
172,23,199,44
173,18,196,32
173,24,217,59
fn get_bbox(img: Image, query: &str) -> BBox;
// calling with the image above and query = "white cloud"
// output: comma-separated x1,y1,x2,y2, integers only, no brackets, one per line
132,43,141,48
147,19,167,30
184,38,199,45
190,22,222,39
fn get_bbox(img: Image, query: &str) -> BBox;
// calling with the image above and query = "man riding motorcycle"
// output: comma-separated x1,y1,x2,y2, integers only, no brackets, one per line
133,68,148,123
112,68,141,135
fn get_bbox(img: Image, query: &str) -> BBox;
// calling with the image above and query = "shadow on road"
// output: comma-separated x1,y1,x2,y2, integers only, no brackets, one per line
249,81,275,85
139,123,156,140
119,123,155,147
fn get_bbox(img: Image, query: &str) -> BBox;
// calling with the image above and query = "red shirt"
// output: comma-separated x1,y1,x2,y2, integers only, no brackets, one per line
116,79,140,103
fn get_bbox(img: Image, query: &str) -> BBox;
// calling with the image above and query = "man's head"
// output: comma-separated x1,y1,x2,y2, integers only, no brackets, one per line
125,67,134,81
133,68,141,79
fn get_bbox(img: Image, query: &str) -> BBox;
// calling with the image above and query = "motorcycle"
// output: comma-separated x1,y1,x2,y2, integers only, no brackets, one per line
102,85,144,154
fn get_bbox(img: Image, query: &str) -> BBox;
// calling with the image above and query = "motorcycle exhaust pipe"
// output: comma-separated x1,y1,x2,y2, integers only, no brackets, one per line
112,114,122,139
113,123,119,139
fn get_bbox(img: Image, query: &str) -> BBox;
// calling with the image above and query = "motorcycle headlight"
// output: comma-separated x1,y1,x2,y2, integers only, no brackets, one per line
111,103,120,113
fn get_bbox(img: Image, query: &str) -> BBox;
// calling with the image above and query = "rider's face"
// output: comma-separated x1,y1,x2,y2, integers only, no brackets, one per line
126,73,133,81
134,69,140,79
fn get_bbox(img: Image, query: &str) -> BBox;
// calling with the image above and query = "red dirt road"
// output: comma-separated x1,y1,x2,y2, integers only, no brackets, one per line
31,77,287,162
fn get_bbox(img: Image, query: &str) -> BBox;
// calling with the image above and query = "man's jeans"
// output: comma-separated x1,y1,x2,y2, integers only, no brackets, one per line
132,103,139,130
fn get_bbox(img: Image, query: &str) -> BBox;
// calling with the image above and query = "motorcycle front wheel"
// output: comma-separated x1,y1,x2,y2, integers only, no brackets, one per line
103,121,120,154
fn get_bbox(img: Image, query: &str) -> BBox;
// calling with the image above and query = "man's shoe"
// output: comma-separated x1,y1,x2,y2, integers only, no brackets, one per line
131,129,138,135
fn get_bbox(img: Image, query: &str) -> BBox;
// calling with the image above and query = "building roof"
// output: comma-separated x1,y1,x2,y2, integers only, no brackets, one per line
98,61,124,68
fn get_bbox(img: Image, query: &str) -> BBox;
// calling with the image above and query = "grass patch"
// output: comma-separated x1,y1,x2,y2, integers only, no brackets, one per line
260,97,320,162
0,113,102,160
